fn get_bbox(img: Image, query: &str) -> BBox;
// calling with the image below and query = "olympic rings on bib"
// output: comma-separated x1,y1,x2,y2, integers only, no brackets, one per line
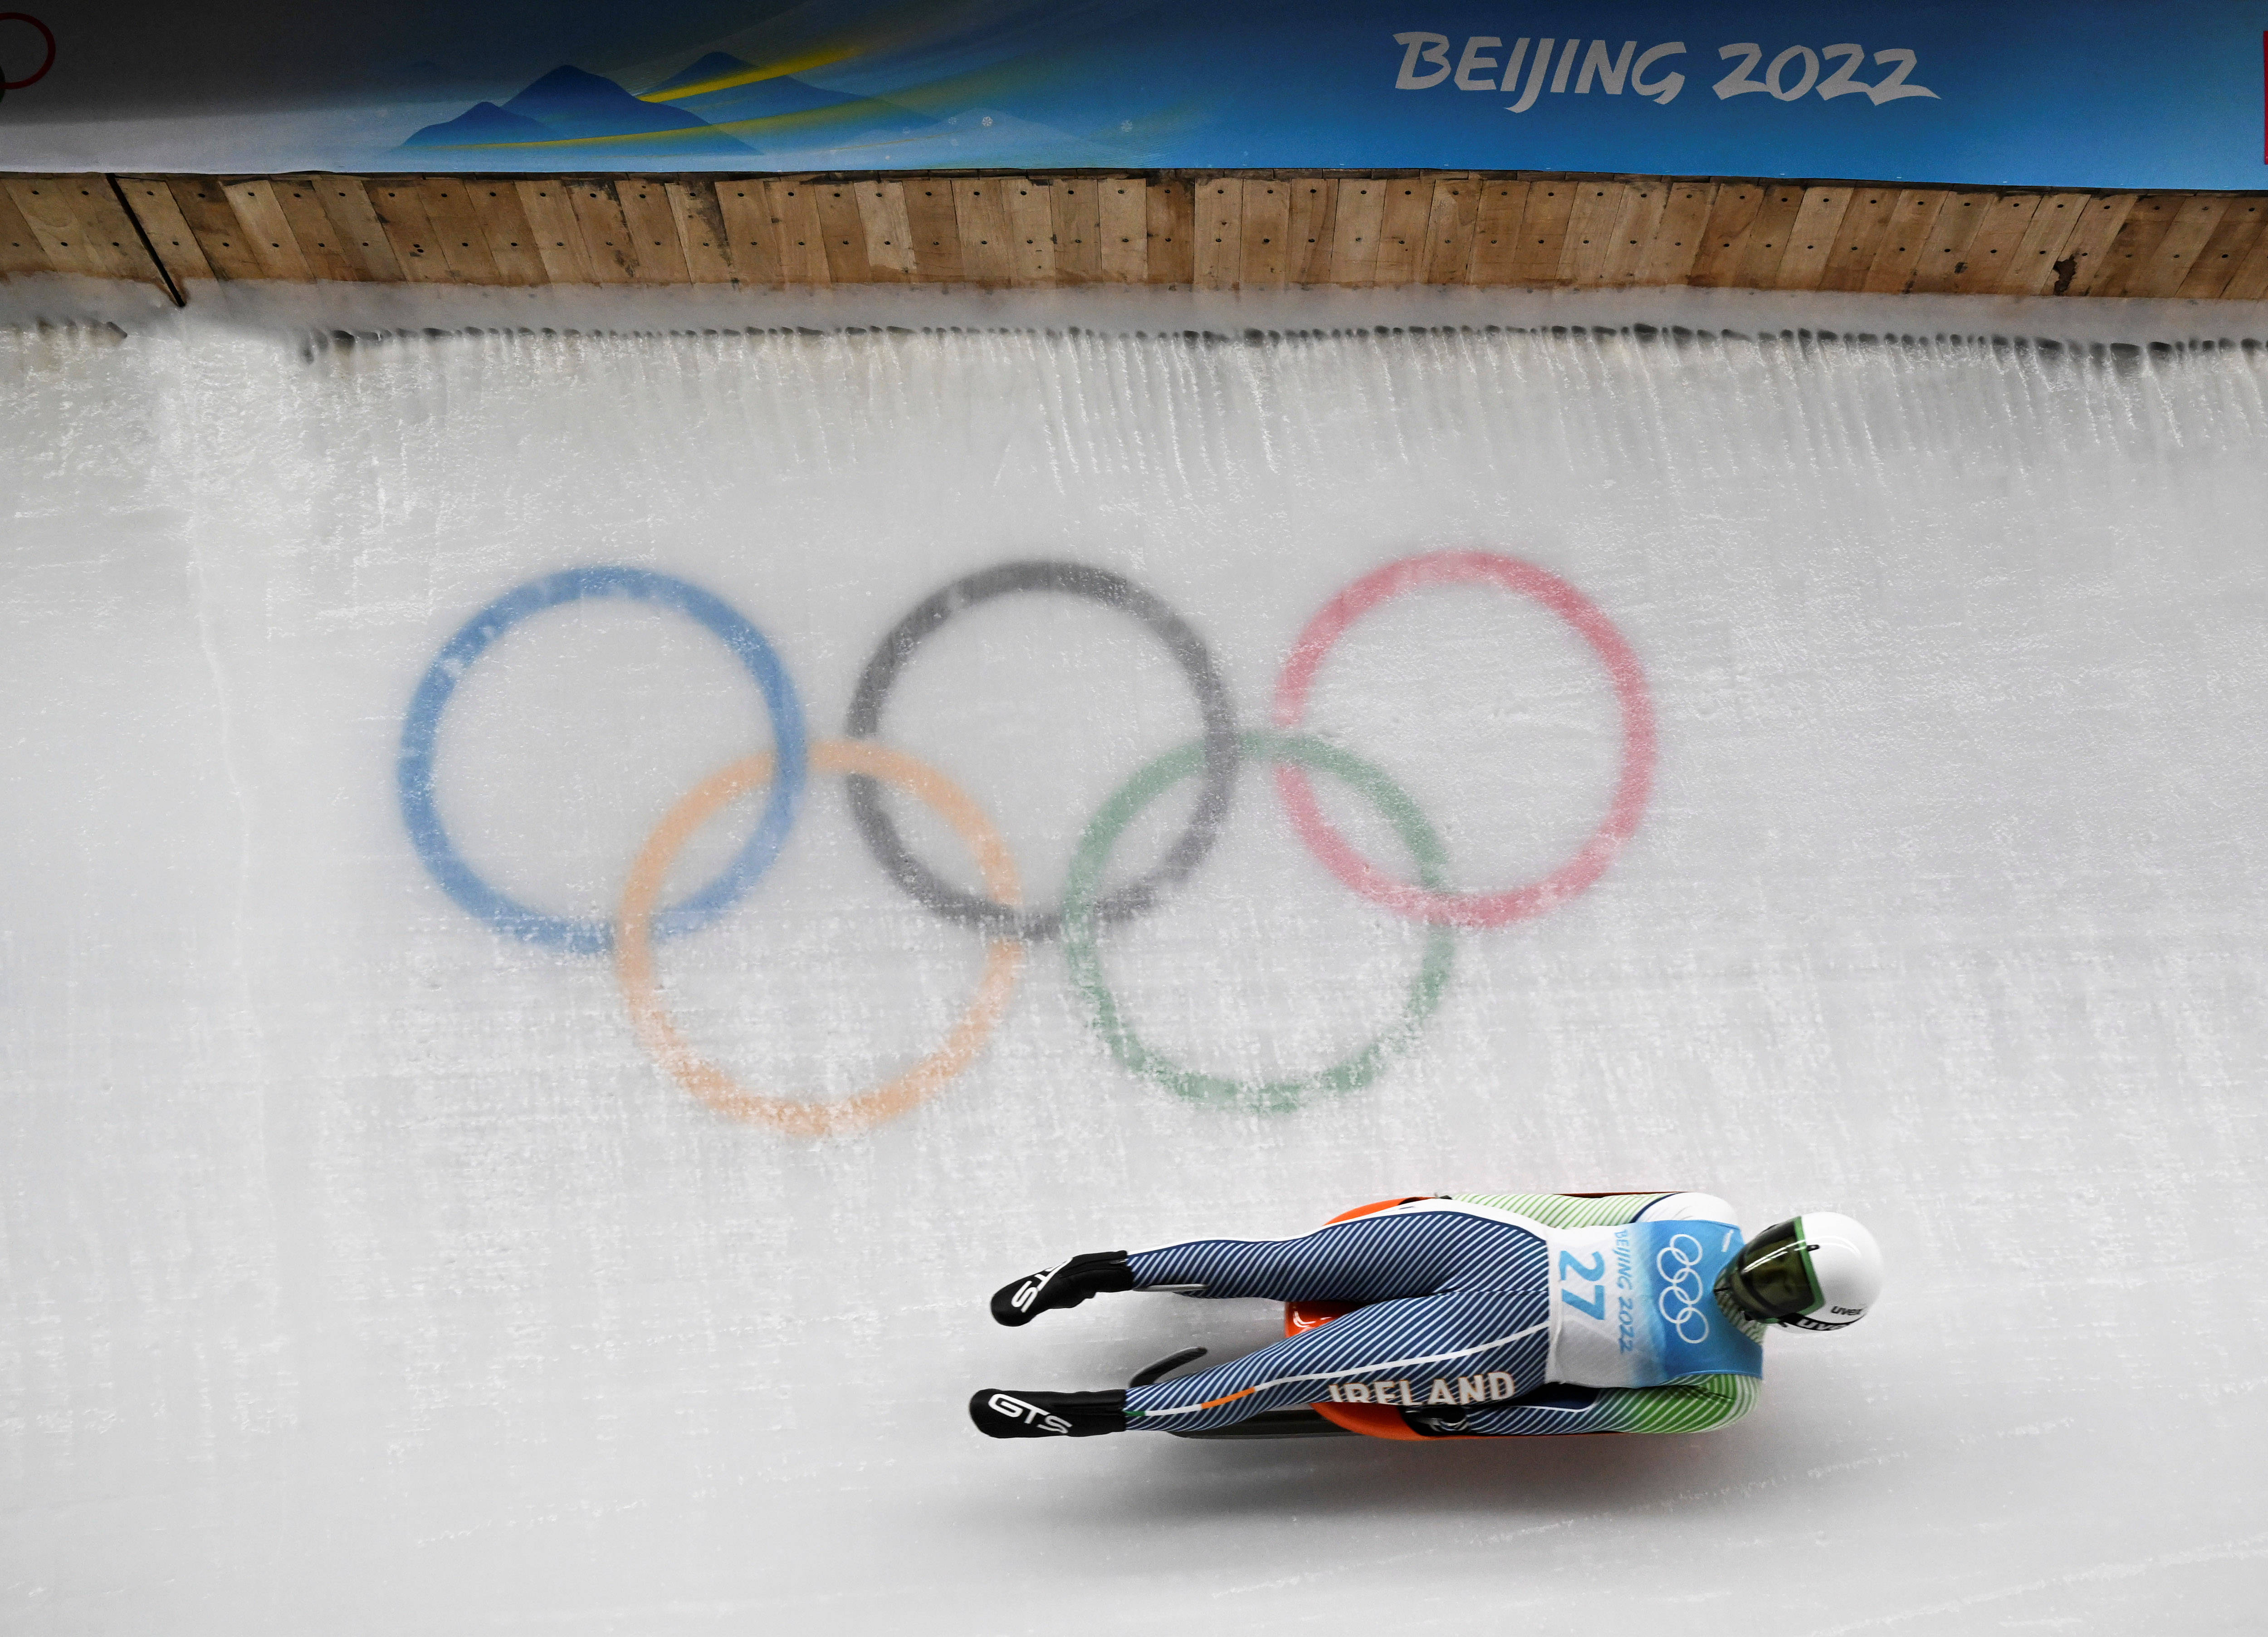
401,552,1656,1134
616,740,1023,1138
398,566,808,954
1065,731,1455,1113
1272,551,1657,928
843,560,1237,943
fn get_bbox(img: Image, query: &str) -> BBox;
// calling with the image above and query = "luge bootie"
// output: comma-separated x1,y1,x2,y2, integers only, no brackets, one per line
989,1251,1135,1326
968,1388,1129,1439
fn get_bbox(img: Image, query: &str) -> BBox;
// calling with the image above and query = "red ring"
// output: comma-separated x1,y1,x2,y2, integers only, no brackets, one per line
0,14,55,89
1271,550,1656,929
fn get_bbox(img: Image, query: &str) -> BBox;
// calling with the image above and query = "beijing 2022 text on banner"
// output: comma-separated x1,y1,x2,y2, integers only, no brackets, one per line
2,2,2267,187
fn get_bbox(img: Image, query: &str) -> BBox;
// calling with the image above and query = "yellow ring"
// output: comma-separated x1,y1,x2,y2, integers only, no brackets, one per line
616,739,1025,1138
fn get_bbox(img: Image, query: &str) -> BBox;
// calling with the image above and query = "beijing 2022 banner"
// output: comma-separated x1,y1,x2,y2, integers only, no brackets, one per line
3,1,2266,188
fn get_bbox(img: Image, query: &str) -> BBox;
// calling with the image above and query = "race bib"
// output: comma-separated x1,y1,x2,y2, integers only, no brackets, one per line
1545,1219,1763,1387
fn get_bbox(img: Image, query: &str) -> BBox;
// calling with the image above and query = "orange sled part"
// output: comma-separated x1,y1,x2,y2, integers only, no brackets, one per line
1283,1197,1449,1442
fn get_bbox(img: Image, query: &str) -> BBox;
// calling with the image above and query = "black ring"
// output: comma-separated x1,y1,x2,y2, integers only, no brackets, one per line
844,560,1238,941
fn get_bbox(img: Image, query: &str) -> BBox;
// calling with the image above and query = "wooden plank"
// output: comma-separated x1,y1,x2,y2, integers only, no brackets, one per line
1050,177,1102,285
712,180,782,285
1599,180,1668,288
113,177,215,283
2129,195,2230,298
1419,176,1480,284
1330,178,1387,286
2087,194,2181,298
901,179,961,283
215,179,310,280
1771,186,1854,291
567,181,638,283
1509,177,1579,286
1374,177,1432,286
1859,190,1950,293
419,178,502,283
665,181,734,284
1098,177,1146,283
765,179,829,285
2181,198,2268,299
517,180,596,284
166,178,264,280
1285,177,1340,284
2047,193,2133,296
0,182,47,275
366,178,452,283
1906,191,1990,293
616,178,691,283
463,180,546,286
853,179,916,280
1731,185,1809,290
1240,177,1290,289
1686,182,1766,288
4,176,145,280
952,177,1014,286
303,177,403,281
1949,194,2043,294
1144,176,1194,285
1193,176,1242,290
267,177,363,282
1558,179,1629,287
2001,192,2088,295
1817,187,1900,292
1466,179,1530,285
2220,212,2268,301
812,181,873,283
1002,178,1056,286
1632,181,1714,286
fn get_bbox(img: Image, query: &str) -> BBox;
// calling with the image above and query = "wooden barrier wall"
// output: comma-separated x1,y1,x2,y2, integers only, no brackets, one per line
7,172,2268,303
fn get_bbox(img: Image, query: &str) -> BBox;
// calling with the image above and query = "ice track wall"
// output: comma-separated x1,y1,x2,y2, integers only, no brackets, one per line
3,317,2267,1632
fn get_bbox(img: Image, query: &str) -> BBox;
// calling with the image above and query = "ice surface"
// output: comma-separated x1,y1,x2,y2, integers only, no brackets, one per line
4,293,2267,1632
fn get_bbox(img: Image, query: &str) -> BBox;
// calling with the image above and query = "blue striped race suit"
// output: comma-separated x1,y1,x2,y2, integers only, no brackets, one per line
1119,1192,1763,1437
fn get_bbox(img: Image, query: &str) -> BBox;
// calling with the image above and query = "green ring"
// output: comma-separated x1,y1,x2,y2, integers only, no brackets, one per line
1064,729,1457,1113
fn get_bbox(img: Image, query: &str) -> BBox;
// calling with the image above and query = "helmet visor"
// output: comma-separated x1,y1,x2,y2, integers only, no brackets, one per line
1719,1220,1821,1322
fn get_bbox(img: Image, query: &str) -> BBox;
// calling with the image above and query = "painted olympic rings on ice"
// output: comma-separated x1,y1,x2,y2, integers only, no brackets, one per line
616,740,1024,1139
843,560,1238,943
400,551,1654,1133
0,15,56,93
1272,550,1657,928
397,566,808,954
1065,731,1455,1112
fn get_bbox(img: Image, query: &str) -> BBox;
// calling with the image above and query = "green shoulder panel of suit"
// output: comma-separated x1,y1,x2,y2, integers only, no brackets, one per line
1451,1189,1762,1436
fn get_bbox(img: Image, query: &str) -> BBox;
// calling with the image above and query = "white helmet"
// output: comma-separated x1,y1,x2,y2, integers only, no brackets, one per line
1715,1212,1883,1331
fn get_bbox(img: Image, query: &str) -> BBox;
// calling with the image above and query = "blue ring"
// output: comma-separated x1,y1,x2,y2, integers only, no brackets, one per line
397,567,809,954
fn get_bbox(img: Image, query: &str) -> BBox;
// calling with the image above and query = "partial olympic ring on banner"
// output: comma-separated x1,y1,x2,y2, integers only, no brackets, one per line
843,559,1238,943
397,566,808,955
1065,730,1456,1113
1272,550,1657,928
0,14,55,92
616,739,1024,1138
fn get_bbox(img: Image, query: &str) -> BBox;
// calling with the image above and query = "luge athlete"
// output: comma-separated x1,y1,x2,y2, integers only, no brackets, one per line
969,1192,1882,1439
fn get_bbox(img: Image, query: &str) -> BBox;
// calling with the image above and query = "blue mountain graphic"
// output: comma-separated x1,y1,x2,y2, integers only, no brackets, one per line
401,64,752,154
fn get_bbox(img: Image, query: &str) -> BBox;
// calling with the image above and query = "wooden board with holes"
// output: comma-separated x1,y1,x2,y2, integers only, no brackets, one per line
2177,199,2268,300
1418,176,1479,285
1192,178,1242,291
1686,183,1766,288
1464,179,1530,286
1373,179,1433,287
1002,179,1055,286
711,180,781,286
1051,178,1102,285
218,179,312,281
854,180,916,281
165,178,264,280
2129,196,2231,298
902,179,963,283
2053,194,2136,296
1632,181,1715,287
766,179,830,286
1508,178,1578,286
2087,194,2182,298
1732,185,1809,291
1772,186,1855,292
419,178,503,284
615,179,692,283
365,178,453,283
1814,188,1898,293
811,182,873,284
266,177,364,282
1098,177,1146,283
113,177,214,283
0,183,50,277
1999,193,2087,296
952,178,1014,286
1329,179,1387,286
1284,178,1339,285
1557,180,1629,286
1949,195,2043,295
515,181,594,284
1241,178,1290,289
1145,177,1194,285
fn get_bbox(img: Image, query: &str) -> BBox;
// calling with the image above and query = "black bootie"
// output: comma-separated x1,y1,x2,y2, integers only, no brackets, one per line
968,1388,1128,1439
989,1251,1135,1326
